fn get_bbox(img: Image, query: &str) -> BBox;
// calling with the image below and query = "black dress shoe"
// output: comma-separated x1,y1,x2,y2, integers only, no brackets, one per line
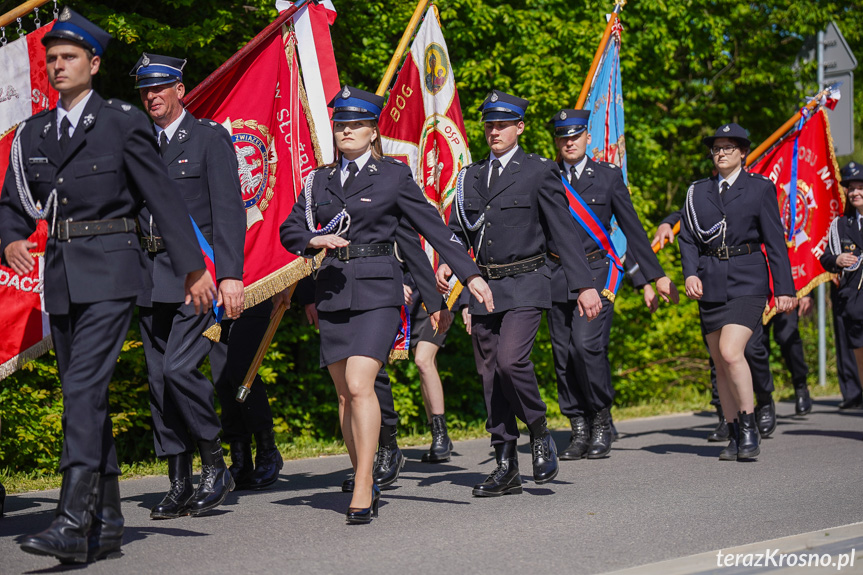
737,411,760,460
20,467,98,564
528,418,558,483
472,441,522,497
422,414,453,463
373,425,405,489
151,453,195,520
188,440,235,517
346,484,381,525
587,408,613,459
342,473,355,493
838,397,863,410
559,416,590,460
88,475,124,562
707,405,729,442
718,421,739,461
794,384,812,416
247,430,283,490
228,441,254,490
755,395,776,438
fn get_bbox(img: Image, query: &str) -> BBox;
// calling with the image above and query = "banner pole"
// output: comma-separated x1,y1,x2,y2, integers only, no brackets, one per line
817,30,827,388
375,0,431,97
0,0,51,29
575,1,625,109
185,0,310,107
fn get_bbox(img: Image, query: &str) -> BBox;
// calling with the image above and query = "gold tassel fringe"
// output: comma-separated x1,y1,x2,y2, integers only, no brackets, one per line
601,288,616,303
388,349,409,363
202,323,222,342
446,281,464,310
0,335,53,381
761,270,836,324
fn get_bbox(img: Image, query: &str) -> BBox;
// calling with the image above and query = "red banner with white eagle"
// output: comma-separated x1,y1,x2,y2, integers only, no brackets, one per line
379,6,471,270
0,23,58,379
186,28,319,307
750,108,843,321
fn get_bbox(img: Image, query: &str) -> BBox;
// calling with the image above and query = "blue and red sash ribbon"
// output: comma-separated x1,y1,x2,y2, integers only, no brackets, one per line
560,176,624,302
390,305,411,361
189,216,224,323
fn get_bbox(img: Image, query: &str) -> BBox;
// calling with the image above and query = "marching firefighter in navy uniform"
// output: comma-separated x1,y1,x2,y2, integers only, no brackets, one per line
0,10,215,563
280,86,493,523
821,162,863,400
436,91,602,496
131,53,246,518
547,109,678,460
679,122,796,461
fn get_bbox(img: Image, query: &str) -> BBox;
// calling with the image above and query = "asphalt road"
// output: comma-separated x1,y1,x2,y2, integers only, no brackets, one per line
1,397,861,575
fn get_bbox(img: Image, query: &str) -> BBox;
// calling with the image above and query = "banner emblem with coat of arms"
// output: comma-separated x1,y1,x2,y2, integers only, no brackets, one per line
224,118,278,229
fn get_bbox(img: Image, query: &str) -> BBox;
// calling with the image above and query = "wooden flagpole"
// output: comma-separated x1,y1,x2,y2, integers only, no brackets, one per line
0,0,51,29
575,0,626,109
375,0,431,96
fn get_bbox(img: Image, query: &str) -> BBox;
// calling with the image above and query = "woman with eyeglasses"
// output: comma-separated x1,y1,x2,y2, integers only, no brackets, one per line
679,123,796,461
280,86,493,523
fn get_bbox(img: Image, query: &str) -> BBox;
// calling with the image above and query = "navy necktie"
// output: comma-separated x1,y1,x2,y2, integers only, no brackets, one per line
59,116,72,153
343,161,359,192
488,159,502,192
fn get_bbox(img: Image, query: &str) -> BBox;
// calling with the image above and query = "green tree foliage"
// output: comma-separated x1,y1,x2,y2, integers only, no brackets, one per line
0,0,859,472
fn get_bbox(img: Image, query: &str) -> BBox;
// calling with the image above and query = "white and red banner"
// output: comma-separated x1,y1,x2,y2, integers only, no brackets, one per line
379,6,471,268
186,28,319,307
750,108,844,321
0,23,58,380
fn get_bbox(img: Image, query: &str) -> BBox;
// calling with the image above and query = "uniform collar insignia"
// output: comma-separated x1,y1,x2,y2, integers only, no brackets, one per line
586,166,594,173
82,113,94,127
329,167,337,177
177,129,188,141
42,122,51,136
368,163,377,172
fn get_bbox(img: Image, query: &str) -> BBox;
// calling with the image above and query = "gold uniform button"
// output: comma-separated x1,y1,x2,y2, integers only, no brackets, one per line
61,198,68,205
57,177,63,184
92,165,98,172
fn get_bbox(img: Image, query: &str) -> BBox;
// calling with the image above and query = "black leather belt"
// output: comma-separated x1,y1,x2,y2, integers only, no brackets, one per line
479,254,546,280
52,218,137,241
333,243,394,261
701,243,761,260
547,249,606,264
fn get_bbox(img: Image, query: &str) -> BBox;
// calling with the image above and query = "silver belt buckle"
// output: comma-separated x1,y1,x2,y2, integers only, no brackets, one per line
718,245,730,260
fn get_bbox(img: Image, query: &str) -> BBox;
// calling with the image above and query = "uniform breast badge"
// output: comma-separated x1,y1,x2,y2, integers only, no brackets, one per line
223,117,277,229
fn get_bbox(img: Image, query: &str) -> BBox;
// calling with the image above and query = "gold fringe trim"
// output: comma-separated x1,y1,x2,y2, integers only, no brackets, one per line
761,270,836,324
601,288,616,303
446,281,464,310
242,252,324,310
0,335,53,381
202,323,222,342
1,123,18,141
822,109,845,211
388,348,409,363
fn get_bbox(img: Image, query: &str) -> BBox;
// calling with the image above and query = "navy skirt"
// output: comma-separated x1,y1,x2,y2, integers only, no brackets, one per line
698,296,766,335
410,306,448,348
317,307,401,368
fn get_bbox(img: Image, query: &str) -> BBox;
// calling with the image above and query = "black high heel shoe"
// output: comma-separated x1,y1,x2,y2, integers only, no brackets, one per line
345,484,380,525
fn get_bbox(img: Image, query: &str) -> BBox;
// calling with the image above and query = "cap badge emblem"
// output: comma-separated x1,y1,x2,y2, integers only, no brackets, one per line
560,111,567,120
342,87,351,99
722,125,731,133
490,92,499,103
59,7,71,21
142,54,150,67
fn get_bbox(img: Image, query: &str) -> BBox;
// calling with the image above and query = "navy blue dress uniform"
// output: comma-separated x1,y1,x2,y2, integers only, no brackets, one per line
448,91,596,496
131,53,246,519
0,11,204,564
280,87,480,370
546,108,667,460
821,162,863,410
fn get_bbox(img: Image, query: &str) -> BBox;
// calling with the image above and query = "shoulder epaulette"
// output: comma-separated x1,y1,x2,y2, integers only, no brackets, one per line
525,153,550,163
597,160,621,170
29,108,52,121
104,99,135,114
381,156,405,166
747,171,771,181
693,177,711,185
197,118,226,131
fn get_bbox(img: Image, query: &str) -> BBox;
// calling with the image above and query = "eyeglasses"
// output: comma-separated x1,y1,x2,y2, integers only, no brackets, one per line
711,145,738,156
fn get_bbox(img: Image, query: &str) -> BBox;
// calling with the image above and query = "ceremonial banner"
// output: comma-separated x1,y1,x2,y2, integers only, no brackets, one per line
750,109,843,320
186,28,319,309
0,23,58,380
584,16,627,255
379,6,471,269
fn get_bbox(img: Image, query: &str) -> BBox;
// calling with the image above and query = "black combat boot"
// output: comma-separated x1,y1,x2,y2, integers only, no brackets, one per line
528,417,559,483
422,414,453,463
372,425,405,489
88,475,124,562
718,420,739,461
754,394,776,438
793,380,812,416
737,411,761,460
248,430,284,490
559,415,590,460
150,453,194,519
228,441,254,490
587,408,613,459
472,441,522,497
20,467,98,564
188,439,235,516
707,405,729,442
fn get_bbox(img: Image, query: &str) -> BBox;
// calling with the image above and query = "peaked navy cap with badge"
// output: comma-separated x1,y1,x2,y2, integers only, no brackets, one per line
702,122,751,148
841,162,863,187
551,108,589,137
478,90,528,122
329,86,385,122
130,53,187,89
41,8,111,56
